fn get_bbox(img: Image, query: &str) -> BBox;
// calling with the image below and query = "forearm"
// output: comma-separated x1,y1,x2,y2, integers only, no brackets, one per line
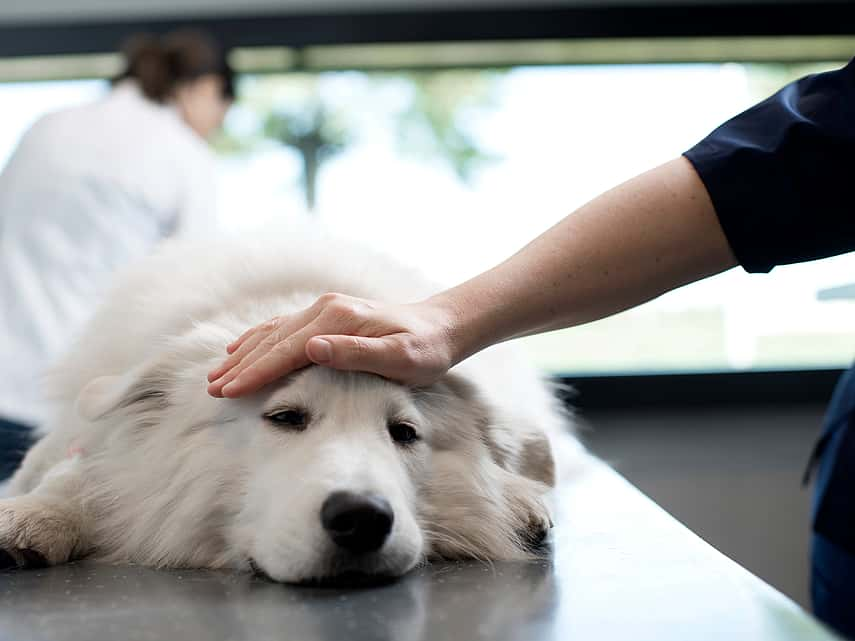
432,156,738,365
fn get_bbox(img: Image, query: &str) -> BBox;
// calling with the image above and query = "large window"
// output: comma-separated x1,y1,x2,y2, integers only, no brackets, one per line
1,39,853,375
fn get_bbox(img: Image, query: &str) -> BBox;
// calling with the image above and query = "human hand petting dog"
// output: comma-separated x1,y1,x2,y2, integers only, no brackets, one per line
208,157,734,399
206,293,460,397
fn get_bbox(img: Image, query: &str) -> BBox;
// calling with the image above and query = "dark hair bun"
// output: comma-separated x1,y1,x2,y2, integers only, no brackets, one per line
117,30,234,103
121,34,173,102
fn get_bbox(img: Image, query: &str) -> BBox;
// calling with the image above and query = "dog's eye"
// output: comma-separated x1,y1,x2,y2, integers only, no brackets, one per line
388,421,419,445
265,409,308,431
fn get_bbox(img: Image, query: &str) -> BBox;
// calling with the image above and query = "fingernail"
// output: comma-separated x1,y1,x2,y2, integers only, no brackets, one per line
221,381,236,396
309,339,332,364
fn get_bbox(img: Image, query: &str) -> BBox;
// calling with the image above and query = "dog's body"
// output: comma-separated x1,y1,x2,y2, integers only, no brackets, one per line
2,229,578,583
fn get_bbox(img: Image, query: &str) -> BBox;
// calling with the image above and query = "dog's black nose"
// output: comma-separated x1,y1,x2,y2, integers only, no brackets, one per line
321,491,394,554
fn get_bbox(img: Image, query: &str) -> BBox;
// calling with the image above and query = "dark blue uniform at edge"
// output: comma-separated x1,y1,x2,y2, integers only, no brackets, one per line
685,57,855,639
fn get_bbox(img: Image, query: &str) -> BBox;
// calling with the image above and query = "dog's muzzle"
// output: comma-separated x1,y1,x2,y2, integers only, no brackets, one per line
320,491,394,554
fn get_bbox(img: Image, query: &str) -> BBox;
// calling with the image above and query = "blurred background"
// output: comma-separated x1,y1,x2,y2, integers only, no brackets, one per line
1,0,853,610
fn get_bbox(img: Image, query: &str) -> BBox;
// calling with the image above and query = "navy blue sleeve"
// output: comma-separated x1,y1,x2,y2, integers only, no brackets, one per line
683,59,855,273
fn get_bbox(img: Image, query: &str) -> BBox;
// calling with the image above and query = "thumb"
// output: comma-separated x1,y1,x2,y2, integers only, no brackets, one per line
306,335,400,377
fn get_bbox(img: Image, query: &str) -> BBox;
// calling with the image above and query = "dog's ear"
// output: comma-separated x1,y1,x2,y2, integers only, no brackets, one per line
518,431,555,487
413,373,499,454
76,360,169,421
419,373,556,487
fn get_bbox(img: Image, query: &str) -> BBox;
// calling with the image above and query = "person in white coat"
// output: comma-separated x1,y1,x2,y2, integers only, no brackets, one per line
0,30,235,478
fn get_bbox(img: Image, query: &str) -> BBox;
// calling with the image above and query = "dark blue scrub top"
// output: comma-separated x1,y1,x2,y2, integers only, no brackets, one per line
683,58,855,555
684,57,855,274
684,61,855,636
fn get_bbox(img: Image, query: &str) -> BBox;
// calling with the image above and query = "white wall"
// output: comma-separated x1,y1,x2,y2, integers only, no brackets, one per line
0,0,825,25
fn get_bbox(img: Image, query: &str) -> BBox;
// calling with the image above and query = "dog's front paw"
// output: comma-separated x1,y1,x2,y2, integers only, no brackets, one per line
518,502,553,549
503,474,553,551
0,498,81,569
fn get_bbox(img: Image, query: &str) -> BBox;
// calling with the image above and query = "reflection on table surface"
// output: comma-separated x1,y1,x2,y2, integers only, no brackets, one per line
0,458,839,641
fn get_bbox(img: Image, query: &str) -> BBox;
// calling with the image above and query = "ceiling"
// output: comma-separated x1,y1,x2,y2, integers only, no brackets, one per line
0,0,834,25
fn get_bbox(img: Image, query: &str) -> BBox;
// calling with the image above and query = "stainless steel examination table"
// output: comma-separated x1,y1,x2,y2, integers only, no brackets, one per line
0,457,838,641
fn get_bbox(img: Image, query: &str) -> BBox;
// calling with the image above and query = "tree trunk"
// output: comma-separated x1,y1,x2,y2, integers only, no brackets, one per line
302,145,319,212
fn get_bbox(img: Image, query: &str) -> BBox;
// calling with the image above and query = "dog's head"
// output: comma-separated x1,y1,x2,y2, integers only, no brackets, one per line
76,336,556,584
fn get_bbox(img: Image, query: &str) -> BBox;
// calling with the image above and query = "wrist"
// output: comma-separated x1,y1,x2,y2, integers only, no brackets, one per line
423,283,492,369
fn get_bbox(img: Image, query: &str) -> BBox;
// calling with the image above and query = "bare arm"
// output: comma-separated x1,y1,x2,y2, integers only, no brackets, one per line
207,156,736,397
435,155,736,363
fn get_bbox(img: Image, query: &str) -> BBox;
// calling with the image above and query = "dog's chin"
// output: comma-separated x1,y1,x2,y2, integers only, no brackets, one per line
249,556,415,587
296,571,400,588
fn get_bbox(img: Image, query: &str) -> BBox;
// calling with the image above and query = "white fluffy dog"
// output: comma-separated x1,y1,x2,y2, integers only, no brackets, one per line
1,229,575,584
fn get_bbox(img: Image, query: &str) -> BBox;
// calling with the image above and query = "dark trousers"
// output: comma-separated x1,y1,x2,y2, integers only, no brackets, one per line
0,417,34,481
811,363,855,639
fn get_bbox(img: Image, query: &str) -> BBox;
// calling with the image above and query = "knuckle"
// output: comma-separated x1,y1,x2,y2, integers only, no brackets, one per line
403,348,422,369
323,300,358,322
348,336,367,355
220,357,239,372
265,343,298,371
271,338,294,355
231,370,257,389
260,330,283,347
261,318,280,332
317,292,341,306
333,298,356,315
393,336,421,367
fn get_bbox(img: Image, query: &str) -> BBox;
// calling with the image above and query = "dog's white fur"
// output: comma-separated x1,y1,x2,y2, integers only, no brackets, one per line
2,227,578,583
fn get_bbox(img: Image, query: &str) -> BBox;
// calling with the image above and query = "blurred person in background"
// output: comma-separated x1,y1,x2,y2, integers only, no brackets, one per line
0,30,234,480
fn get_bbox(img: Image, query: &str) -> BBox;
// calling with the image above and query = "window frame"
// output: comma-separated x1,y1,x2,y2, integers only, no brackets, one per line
1,2,855,59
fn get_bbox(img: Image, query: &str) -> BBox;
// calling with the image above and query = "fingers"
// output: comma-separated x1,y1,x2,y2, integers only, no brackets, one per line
207,328,285,397
205,294,444,397
214,329,401,399
207,319,278,383
305,335,415,383
226,324,261,354
207,303,322,391
217,325,320,397
208,303,331,397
